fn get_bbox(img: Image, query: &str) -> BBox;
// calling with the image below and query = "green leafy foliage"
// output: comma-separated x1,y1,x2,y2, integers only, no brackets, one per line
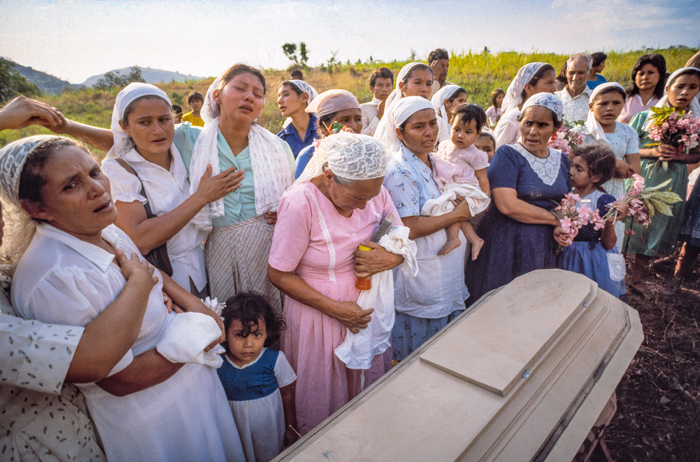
0,60,41,103
94,66,145,90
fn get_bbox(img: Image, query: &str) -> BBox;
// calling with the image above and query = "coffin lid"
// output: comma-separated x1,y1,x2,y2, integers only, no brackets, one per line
420,270,596,396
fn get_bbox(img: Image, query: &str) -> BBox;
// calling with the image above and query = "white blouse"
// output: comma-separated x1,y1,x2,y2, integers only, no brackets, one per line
11,224,244,462
494,108,521,148
102,147,207,292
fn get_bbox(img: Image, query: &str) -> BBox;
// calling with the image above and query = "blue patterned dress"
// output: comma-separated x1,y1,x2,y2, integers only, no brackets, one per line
383,146,469,361
466,143,571,304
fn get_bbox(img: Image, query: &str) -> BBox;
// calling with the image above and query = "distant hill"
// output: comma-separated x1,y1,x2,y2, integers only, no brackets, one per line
0,58,84,94
82,66,203,87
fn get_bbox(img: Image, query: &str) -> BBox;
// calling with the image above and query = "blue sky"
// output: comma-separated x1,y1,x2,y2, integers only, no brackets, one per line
1,0,698,84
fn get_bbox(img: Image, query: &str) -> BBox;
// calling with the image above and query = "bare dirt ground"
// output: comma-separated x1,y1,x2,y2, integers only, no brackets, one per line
603,252,700,461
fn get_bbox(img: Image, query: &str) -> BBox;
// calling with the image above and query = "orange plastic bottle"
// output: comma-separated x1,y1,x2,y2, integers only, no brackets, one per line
355,245,372,290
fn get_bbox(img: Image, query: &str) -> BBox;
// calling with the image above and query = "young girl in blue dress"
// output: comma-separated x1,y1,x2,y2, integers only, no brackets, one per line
217,293,299,462
562,146,629,298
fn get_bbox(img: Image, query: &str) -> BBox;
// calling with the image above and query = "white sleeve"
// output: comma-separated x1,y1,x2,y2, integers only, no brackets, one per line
17,267,134,380
101,159,147,204
274,350,297,388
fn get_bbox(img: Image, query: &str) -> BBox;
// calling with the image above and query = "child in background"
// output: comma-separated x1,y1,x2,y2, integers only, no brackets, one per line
474,130,496,161
182,91,205,127
562,146,628,298
485,88,504,129
217,293,299,462
171,104,183,124
361,67,394,136
583,82,640,251
432,104,491,258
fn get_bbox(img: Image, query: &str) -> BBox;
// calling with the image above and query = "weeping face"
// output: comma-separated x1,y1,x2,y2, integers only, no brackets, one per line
22,146,117,239
214,72,266,127
323,171,384,216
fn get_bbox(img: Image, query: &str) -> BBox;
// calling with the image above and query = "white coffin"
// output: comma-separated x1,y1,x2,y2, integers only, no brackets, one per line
275,269,644,462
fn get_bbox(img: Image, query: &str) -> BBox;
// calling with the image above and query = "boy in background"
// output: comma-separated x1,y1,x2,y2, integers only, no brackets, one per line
361,67,393,136
182,91,205,127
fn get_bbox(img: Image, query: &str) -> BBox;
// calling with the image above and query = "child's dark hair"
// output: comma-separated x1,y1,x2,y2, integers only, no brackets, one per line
221,292,285,350
171,104,183,116
291,69,303,80
369,67,394,87
452,103,487,132
571,145,617,190
187,91,204,104
591,85,626,103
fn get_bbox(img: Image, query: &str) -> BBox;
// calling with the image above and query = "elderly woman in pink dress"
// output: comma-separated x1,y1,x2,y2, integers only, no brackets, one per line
268,133,405,435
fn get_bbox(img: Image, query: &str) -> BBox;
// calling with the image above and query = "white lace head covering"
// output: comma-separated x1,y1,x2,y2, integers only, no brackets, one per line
106,82,171,159
521,92,564,121
305,90,360,118
375,96,435,154
384,62,431,111
585,82,626,145
293,132,387,186
288,80,318,105
431,84,463,121
502,62,549,113
0,135,70,263
188,70,293,231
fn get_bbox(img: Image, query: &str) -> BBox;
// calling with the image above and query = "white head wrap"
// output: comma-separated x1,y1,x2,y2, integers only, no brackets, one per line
502,62,549,113
641,67,700,132
288,80,318,105
584,82,626,145
305,90,360,118
188,71,293,231
374,96,435,154
431,84,463,121
521,93,564,120
0,135,70,263
293,132,387,186
384,62,430,111
106,82,171,159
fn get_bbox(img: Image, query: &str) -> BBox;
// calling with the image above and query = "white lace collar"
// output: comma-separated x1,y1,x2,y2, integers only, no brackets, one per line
509,143,562,186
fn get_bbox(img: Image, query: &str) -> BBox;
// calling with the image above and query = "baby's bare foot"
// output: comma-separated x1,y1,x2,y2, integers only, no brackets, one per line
471,238,484,261
438,238,461,256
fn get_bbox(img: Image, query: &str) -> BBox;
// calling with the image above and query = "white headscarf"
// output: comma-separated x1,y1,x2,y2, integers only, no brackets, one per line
105,82,172,159
288,80,318,105
374,96,435,154
305,90,360,118
642,67,700,131
502,62,549,113
585,82,626,145
384,62,429,111
293,132,387,186
521,93,564,120
188,71,293,231
0,135,68,263
431,84,463,121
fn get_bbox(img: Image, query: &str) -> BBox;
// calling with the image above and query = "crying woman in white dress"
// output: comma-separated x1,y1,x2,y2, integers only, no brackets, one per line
2,135,246,462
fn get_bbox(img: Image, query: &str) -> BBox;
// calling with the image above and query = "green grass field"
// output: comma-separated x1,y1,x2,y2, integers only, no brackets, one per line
1,47,697,156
